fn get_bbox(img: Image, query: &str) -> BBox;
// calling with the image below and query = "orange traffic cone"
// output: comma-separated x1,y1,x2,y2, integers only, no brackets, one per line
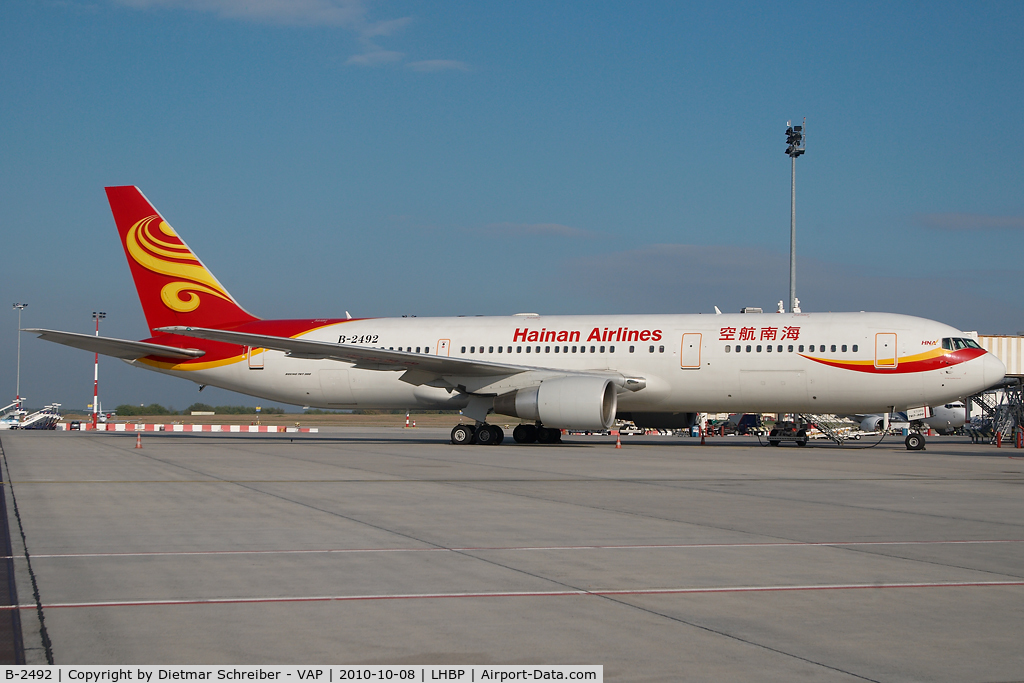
135,433,142,449
615,434,621,449
700,428,706,446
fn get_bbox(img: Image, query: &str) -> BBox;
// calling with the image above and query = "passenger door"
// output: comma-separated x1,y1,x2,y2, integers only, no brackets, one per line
875,333,897,369
680,333,702,369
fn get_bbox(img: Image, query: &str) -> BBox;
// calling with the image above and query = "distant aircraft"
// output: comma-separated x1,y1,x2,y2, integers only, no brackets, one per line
27,187,1005,450
860,401,967,435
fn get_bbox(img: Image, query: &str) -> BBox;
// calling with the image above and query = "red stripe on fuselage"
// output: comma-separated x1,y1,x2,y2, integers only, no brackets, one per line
801,347,986,374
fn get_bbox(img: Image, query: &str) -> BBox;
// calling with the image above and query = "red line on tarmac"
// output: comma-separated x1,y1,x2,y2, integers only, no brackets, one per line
5,581,1024,611
8,538,1024,560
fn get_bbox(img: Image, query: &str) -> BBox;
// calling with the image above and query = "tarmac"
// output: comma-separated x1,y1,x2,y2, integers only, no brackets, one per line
1,428,1023,681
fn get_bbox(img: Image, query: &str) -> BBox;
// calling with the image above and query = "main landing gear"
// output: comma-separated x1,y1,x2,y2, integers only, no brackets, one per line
450,422,561,445
450,423,505,445
512,423,562,444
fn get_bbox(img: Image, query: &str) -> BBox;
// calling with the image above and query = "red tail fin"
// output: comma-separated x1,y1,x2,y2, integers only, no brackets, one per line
105,186,259,334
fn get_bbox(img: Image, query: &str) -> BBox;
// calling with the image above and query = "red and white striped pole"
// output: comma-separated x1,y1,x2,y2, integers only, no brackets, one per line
92,311,105,429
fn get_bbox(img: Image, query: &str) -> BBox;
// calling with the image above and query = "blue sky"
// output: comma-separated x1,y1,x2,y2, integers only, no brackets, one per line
2,0,1023,411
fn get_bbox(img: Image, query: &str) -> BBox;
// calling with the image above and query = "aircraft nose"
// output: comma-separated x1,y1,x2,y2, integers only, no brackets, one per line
982,352,1006,389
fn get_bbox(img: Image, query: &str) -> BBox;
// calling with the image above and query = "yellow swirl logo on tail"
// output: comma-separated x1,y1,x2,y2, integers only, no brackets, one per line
126,215,233,313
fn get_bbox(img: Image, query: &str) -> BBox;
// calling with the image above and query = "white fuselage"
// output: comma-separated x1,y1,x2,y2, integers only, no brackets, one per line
132,311,1003,416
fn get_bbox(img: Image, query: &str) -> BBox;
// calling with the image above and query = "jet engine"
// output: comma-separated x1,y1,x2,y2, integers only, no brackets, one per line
861,415,887,432
492,376,617,430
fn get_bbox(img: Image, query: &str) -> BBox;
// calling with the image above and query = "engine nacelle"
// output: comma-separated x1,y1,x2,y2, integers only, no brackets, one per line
493,376,617,430
861,415,886,432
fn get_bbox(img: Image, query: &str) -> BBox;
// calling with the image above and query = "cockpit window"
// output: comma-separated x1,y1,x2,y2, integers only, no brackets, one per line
953,338,969,350
963,338,982,349
941,338,952,351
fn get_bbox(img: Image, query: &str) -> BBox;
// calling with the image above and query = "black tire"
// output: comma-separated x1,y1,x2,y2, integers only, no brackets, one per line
905,433,925,451
451,424,475,445
494,426,505,444
513,424,537,444
475,424,497,445
796,429,808,447
536,427,558,444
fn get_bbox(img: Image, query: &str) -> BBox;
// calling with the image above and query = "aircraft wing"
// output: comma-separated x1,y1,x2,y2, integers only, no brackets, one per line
25,328,206,360
157,326,529,378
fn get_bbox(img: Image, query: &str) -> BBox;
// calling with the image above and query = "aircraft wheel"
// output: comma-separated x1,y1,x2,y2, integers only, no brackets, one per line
796,429,808,447
475,424,498,445
494,426,505,444
905,433,925,451
513,424,537,444
451,424,475,445
536,427,559,444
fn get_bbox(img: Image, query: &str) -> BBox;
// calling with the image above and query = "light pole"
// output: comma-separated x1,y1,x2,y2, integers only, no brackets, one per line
785,119,806,313
13,303,27,408
92,311,106,428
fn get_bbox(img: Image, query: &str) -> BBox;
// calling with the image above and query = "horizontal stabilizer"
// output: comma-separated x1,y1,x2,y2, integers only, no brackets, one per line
25,328,206,360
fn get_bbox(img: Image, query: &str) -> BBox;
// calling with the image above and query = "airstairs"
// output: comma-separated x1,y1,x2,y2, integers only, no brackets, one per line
0,402,62,430
797,414,854,445
968,379,1023,444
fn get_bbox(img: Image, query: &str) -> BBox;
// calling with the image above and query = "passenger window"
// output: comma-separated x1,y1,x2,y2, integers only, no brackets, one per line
649,346,655,353
841,345,847,352
609,346,615,353
415,347,420,353
831,345,836,352
460,347,466,353
767,345,772,353
545,346,550,353
600,346,605,353
497,346,502,353
525,346,531,353
590,346,595,353
536,346,541,353
629,346,635,353
798,345,803,352
489,346,494,353
572,346,577,353
554,346,559,353
746,345,752,352
517,346,522,353
658,345,664,353
725,345,731,353
853,345,858,352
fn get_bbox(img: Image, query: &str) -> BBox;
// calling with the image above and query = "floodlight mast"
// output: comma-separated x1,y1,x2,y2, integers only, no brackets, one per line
92,311,106,428
785,118,806,313
13,303,27,408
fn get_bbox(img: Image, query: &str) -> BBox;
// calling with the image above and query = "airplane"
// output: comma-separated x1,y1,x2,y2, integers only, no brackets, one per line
27,187,1006,450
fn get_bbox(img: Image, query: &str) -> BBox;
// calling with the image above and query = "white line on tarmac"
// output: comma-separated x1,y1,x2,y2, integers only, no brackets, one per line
5,581,1024,610
7,538,1024,560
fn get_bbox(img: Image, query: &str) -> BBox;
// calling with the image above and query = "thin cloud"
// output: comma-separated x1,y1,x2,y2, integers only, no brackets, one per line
345,50,404,66
114,0,369,27
407,60,470,73
913,212,1024,231
114,1,465,71
483,222,596,239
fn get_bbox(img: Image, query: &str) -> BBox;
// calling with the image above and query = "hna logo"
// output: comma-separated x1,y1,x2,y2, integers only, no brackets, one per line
126,215,232,313
921,339,938,346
